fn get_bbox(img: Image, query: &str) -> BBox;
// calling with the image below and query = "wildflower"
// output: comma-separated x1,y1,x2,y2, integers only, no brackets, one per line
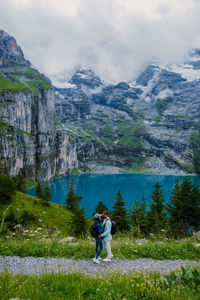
14,224,22,229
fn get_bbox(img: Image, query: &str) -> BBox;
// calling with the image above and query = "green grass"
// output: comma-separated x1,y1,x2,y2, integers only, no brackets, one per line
0,267,200,300
0,67,52,94
1,193,200,261
0,191,72,234
0,117,33,138
0,236,200,260
24,181,37,190
0,117,15,137
156,97,173,115
0,73,27,93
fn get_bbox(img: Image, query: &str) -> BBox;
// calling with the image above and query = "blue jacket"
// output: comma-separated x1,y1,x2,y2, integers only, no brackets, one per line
95,220,104,234
101,218,112,241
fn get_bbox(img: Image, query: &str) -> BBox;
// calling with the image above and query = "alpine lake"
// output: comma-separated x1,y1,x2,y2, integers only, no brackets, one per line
26,173,200,218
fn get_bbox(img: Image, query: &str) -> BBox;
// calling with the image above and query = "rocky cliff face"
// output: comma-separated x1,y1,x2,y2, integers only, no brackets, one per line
0,30,78,181
1,29,200,178
54,53,200,175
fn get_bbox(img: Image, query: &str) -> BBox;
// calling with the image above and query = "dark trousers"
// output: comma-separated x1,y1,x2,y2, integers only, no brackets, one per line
95,238,103,259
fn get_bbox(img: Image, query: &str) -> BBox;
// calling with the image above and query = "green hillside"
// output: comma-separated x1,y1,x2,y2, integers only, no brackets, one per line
0,191,72,234
0,67,52,93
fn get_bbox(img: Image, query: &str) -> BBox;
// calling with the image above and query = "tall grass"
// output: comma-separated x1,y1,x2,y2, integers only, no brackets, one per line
0,237,199,260
0,267,200,300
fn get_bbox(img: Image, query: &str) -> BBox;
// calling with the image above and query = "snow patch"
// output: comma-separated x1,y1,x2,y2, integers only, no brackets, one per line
162,64,200,82
51,78,76,88
76,72,88,79
136,67,161,102
157,89,173,99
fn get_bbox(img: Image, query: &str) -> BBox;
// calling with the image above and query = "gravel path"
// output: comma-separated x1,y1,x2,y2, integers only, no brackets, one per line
0,256,200,275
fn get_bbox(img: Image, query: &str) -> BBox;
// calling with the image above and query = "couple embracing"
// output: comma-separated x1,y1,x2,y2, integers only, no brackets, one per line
93,210,113,264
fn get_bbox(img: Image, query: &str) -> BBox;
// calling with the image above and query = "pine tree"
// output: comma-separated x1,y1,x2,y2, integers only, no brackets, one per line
43,183,52,206
65,179,82,211
0,160,8,176
13,170,26,193
168,177,200,235
95,201,108,214
147,181,167,234
167,179,181,235
190,184,200,231
36,181,44,199
0,175,16,204
111,190,129,232
130,194,147,235
71,206,87,238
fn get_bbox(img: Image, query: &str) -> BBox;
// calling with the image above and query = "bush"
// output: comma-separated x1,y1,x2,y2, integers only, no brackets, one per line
0,175,16,204
19,210,36,226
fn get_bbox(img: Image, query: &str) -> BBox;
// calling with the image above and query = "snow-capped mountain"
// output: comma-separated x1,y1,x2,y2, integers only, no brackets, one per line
54,51,200,175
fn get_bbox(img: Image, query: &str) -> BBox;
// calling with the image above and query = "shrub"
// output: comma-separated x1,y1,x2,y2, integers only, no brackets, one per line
0,175,16,204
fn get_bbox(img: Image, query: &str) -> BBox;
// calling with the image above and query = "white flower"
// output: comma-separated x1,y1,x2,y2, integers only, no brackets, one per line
14,224,22,229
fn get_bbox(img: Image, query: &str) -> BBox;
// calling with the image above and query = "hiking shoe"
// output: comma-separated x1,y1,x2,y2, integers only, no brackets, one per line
93,258,100,264
103,257,111,262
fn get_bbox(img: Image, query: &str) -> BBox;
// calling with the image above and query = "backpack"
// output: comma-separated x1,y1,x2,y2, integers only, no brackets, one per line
90,223,98,238
105,219,117,235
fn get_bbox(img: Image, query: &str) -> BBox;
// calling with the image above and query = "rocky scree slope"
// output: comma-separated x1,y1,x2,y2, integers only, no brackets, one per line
54,53,200,175
0,30,78,181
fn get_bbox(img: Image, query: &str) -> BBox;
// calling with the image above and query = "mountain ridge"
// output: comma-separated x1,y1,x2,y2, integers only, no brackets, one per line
54,54,200,175
0,29,200,179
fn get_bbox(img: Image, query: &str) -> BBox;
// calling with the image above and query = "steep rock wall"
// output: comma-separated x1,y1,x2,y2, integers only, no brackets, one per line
0,85,78,181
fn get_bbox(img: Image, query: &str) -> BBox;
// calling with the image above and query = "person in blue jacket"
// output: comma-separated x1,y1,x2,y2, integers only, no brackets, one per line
93,213,104,264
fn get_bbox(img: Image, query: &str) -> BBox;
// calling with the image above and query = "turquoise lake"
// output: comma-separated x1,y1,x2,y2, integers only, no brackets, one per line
27,173,200,217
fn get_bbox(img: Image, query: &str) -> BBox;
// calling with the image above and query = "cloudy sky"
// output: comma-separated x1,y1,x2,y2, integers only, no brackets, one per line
1,0,200,85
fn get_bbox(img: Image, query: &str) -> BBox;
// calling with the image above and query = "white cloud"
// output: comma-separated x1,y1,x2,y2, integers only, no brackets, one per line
0,0,200,84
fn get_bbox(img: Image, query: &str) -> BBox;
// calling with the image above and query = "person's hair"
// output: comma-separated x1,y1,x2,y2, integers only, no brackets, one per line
102,210,108,216
94,213,101,220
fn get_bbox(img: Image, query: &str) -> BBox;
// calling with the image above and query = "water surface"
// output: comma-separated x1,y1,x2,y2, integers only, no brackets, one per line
27,173,200,217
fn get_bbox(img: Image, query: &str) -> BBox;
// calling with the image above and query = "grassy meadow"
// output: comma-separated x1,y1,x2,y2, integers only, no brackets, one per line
0,267,200,300
0,190,200,299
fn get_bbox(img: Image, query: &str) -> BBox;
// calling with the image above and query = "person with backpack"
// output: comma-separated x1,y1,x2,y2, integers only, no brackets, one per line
98,210,114,262
92,213,104,264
